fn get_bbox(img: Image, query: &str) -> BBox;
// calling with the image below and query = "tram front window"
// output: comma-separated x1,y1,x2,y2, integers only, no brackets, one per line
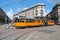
14,19,18,22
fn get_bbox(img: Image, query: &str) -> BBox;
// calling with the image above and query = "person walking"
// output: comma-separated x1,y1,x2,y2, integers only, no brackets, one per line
8,23,10,29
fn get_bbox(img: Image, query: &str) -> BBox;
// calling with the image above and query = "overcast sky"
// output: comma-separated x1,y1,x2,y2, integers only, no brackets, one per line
0,0,60,19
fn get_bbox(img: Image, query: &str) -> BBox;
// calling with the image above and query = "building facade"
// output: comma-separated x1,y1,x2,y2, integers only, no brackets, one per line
0,8,11,24
46,3,60,24
13,3,45,19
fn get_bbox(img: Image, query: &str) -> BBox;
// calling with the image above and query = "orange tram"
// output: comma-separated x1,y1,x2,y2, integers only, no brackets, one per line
13,17,54,28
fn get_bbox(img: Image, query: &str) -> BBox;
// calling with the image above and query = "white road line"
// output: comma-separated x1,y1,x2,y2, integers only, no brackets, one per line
26,31,37,40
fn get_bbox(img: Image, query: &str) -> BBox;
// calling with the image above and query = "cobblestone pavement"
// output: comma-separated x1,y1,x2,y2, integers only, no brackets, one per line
0,25,60,40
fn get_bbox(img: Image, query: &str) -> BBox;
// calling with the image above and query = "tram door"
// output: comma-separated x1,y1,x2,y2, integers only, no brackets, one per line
42,19,47,26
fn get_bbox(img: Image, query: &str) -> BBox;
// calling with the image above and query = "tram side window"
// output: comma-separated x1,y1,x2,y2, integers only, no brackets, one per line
26,19,35,23
30,19,35,23
20,19,24,22
26,20,29,23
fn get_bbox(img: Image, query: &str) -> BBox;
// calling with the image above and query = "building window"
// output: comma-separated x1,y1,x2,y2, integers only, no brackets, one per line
35,10,38,15
55,13,58,17
32,11,34,16
25,13,27,16
36,13,37,16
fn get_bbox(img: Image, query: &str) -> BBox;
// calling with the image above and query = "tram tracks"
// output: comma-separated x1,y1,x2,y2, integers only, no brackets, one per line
0,29,16,35
0,27,39,40
0,28,32,40
3,29,34,40
14,29,34,40
14,28,39,40
0,29,22,40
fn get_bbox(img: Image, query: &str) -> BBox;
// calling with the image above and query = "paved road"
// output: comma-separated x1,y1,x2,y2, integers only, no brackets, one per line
17,25,60,40
0,25,60,40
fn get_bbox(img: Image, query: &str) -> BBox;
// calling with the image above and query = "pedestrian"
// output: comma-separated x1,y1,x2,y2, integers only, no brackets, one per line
8,23,10,29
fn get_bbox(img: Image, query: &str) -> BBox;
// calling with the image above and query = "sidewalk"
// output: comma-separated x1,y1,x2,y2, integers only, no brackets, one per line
0,24,15,30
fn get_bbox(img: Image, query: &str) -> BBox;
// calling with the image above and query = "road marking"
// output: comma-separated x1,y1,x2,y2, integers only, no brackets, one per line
26,31,37,40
